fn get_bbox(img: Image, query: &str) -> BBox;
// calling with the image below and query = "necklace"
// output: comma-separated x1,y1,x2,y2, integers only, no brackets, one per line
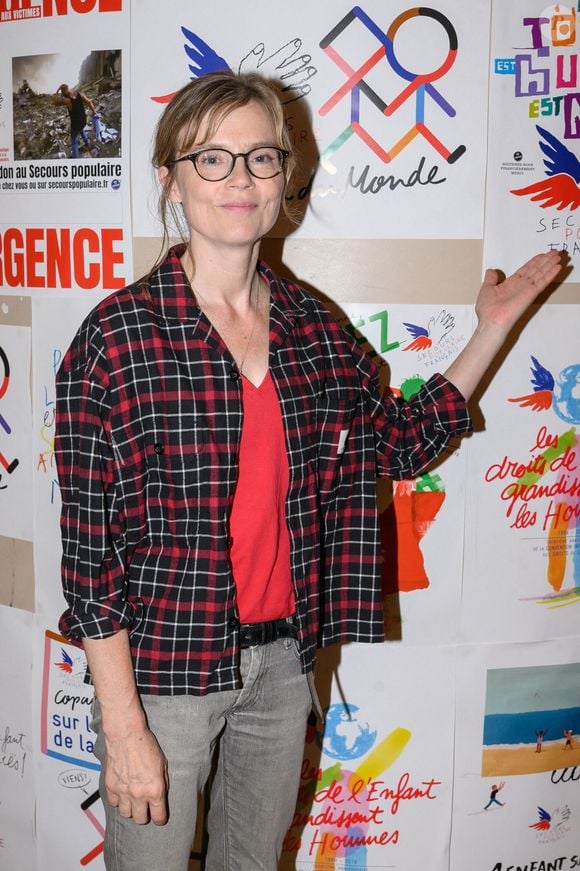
191,272,261,377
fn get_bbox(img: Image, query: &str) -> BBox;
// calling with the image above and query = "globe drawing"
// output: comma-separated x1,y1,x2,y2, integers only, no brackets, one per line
318,703,377,760
553,364,580,425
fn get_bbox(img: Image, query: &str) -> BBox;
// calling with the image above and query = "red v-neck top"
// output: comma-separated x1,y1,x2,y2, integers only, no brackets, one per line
229,370,295,623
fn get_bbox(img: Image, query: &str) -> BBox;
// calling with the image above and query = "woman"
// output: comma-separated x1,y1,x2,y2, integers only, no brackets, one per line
55,72,562,870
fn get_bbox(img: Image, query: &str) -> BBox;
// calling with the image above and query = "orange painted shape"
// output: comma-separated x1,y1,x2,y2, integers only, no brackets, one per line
547,503,570,592
383,491,446,592
315,846,336,869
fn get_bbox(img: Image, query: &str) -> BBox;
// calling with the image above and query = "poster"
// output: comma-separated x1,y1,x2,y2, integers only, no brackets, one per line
0,0,132,293
451,639,580,871
461,305,580,643
131,0,490,240
0,321,32,540
32,294,105,622
0,605,35,871
483,1,580,276
341,302,473,643
31,294,109,870
281,643,457,871
32,619,103,871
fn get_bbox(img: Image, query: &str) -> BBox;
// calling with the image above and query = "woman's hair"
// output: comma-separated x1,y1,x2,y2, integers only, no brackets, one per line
150,71,297,268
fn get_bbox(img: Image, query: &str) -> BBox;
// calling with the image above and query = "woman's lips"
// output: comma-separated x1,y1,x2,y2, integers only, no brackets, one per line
220,202,258,211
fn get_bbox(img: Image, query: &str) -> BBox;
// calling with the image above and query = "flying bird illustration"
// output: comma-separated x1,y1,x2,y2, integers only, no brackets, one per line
402,310,455,351
151,27,231,103
508,355,554,411
529,806,552,831
54,648,74,674
529,804,571,832
510,125,580,211
151,28,315,105
402,322,432,351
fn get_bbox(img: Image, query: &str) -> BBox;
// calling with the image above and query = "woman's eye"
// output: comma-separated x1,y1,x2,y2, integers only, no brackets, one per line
252,151,275,165
198,151,225,166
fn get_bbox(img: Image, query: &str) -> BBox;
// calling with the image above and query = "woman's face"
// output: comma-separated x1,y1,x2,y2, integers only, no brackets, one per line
164,100,285,255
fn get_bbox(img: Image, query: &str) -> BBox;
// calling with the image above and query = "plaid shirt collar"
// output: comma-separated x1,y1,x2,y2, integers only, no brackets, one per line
146,246,307,359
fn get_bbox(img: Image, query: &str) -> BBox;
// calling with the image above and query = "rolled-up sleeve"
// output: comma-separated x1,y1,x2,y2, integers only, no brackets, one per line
353,341,473,480
55,318,140,642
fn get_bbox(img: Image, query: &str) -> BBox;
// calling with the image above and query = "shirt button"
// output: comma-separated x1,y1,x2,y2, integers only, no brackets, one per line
228,616,239,628
153,442,164,455
229,366,240,381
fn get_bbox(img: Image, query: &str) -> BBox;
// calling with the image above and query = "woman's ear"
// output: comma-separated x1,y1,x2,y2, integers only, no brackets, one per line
158,165,181,204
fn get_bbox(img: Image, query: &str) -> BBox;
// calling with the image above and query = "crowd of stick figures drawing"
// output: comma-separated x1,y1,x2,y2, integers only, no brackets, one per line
317,7,465,172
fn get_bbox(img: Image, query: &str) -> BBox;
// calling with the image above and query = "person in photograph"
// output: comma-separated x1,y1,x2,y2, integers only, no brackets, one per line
484,782,505,810
55,71,564,870
535,728,547,752
53,83,96,158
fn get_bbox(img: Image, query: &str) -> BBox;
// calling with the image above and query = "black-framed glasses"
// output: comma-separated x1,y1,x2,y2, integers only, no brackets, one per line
167,146,289,181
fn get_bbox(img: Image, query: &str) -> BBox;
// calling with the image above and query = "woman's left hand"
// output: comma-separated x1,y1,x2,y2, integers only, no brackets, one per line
444,250,565,401
475,251,563,334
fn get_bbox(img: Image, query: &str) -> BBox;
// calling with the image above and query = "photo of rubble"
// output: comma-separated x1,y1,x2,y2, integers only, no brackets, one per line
12,49,122,160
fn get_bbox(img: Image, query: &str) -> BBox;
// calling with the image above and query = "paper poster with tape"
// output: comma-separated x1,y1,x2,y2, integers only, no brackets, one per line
32,293,107,622
131,0,489,239
280,642,457,871
0,0,132,293
340,302,474,643
451,639,580,871
461,304,580,643
484,1,580,276
33,621,104,871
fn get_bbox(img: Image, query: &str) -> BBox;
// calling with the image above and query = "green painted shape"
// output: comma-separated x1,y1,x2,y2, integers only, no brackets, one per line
400,375,426,400
416,471,445,492
519,427,577,486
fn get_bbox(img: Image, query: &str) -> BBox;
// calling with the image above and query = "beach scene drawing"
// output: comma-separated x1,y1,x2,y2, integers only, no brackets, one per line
482,663,580,776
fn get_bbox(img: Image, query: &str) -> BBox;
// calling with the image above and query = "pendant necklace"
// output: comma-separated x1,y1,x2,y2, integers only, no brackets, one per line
191,272,261,377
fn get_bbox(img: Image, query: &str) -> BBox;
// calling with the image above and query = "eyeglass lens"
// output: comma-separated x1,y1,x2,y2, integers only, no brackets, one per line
194,147,284,180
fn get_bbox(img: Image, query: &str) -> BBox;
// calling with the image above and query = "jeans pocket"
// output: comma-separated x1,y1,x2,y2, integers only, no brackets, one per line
307,671,325,724
282,635,303,662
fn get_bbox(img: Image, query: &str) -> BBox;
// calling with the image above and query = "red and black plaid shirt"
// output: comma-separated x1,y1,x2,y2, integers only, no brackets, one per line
55,246,472,695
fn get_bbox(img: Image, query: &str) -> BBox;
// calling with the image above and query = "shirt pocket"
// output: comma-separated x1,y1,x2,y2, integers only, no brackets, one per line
144,445,202,542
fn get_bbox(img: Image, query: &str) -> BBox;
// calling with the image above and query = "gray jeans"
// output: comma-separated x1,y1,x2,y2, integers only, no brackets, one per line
92,637,312,870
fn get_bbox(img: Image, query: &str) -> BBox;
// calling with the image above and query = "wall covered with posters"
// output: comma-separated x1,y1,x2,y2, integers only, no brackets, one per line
0,2,579,870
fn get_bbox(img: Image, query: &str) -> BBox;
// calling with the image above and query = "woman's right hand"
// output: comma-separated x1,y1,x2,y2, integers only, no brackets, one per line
104,726,169,825
81,632,169,824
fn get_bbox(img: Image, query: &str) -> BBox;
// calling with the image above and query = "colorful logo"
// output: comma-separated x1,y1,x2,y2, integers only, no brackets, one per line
509,356,580,425
402,310,455,351
529,804,571,844
54,648,73,674
510,125,580,211
529,806,553,830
